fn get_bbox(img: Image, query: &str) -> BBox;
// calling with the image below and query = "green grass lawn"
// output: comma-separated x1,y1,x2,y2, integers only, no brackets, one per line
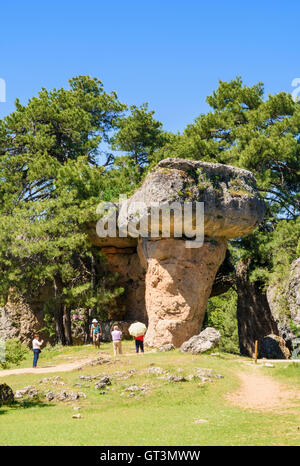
0,342,299,446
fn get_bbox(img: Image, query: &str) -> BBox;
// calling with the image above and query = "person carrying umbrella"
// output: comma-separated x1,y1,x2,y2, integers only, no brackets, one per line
128,322,147,354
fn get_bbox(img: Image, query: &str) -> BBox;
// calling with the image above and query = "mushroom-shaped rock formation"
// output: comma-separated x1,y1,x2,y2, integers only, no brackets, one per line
94,158,265,347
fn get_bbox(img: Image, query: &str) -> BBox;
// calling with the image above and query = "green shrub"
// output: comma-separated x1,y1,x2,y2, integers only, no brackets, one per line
0,338,29,369
204,289,240,354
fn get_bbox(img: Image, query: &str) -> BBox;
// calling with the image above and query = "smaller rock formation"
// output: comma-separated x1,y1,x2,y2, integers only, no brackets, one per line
15,386,38,400
0,288,53,346
267,257,300,351
289,258,300,327
94,376,111,390
0,383,14,405
180,327,221,354
46,390,86,402
260,334,290,359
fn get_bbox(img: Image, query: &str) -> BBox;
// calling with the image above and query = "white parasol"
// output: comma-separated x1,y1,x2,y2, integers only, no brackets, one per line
128,322,147,337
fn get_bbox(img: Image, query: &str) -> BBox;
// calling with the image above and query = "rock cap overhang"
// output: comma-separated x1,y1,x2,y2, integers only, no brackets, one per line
93,157,266,245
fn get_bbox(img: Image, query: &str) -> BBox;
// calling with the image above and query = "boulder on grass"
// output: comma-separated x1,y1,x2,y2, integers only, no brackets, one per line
0,383,14,405
260,334,290,359
180,327,221,354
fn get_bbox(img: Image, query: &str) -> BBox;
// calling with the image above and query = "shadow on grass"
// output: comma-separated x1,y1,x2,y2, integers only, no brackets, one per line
0,398,54,415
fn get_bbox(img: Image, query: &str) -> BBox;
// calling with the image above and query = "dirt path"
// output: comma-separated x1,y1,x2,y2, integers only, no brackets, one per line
0,350,145,378
0,357,98,378
226,370,300,412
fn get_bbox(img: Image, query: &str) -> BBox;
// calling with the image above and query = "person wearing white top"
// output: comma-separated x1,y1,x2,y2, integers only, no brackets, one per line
32,333,43,368
111,325,123,356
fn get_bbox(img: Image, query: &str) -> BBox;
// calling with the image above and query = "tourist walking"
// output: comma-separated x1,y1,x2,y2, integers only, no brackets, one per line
90,319,102,348
128,322,147,354
111,325,122,356
32,333,43,368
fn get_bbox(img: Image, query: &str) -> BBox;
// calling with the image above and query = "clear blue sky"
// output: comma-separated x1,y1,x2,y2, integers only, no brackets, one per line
0,0,299,132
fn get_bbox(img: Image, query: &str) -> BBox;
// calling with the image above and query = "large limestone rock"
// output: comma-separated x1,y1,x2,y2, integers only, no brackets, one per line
99,158,265,347
180,327,221,354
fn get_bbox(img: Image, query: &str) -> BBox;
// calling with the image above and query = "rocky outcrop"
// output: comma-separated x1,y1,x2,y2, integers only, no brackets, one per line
267,257,300,352
289,258,300,325
180,327,221,354
260,334,290,359
0,292,52,346
90,158,265,347
236,259,278,357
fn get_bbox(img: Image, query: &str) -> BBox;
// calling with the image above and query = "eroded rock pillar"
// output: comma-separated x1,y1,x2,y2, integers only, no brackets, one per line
138,237,227,347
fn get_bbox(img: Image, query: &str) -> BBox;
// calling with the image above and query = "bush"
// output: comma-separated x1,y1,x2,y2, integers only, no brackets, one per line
0,338,29,369
204,289,240,354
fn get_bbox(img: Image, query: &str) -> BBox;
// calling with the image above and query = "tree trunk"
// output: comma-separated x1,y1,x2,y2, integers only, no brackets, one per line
63,306,73,346
54,304,66,345
82,251,96,345
236,259,278,357
83,308,91,344
53,277,66,345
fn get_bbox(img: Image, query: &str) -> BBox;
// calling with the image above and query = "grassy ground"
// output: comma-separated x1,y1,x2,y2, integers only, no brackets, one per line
0,342,299,446
259,361,300,388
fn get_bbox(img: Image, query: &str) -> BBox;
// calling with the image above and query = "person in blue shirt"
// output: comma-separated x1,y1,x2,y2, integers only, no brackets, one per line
90,318,102,348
